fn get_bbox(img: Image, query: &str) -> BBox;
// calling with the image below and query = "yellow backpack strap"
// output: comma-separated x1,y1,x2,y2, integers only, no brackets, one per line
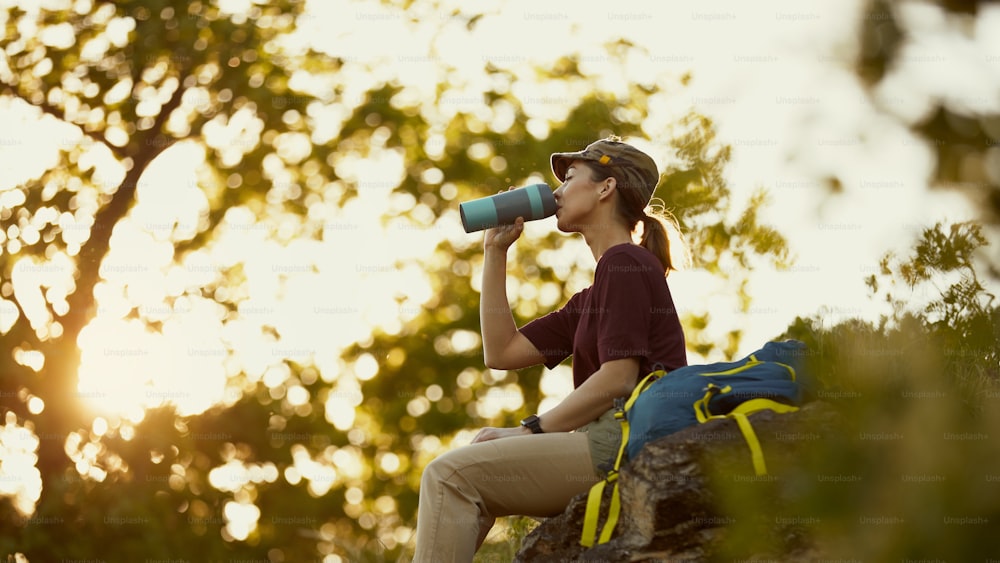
599,480,621,544
728,399,799,475
728,397,800,418
694,389,800,476
580,370,663,547
581,474,611,547
728,411,768,475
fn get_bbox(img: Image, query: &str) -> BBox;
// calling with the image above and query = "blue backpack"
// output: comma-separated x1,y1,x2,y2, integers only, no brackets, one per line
581,340,812,547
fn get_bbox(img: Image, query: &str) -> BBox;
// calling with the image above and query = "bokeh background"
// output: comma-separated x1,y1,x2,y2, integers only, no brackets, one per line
1,0,998,561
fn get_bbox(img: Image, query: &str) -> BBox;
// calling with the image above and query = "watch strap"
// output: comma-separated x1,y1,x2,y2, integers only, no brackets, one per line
521,414,544,434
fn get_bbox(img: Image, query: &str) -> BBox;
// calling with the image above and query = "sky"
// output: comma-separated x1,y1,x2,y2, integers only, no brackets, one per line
2,0,1000,537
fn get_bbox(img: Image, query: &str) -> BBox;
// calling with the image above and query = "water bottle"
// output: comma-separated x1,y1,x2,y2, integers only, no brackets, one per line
459,183,556,233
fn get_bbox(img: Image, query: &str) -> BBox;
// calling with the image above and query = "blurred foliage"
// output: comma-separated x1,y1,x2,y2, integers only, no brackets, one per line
856,0,1000,224
708,221,1000,561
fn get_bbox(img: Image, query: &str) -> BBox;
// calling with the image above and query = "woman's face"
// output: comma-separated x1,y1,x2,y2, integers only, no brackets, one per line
553,160,605,233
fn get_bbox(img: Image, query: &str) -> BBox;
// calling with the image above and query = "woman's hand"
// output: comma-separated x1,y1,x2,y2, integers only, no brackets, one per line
483,187,525,252
470,426,530,444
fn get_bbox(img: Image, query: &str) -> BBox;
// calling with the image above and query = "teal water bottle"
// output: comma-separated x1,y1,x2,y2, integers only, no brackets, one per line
459,183,556,233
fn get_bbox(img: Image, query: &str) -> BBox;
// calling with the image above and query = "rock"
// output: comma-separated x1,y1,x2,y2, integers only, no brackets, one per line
514,401,840,562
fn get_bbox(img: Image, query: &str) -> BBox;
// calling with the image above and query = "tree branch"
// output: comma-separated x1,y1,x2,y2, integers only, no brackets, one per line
135,77,188,157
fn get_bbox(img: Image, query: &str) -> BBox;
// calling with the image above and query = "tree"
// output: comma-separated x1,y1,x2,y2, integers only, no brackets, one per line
0,0,352,559
0,2,790,560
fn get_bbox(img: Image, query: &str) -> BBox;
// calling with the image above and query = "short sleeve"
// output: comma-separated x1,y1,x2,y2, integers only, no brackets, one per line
519,289,585,369
593,252,653,365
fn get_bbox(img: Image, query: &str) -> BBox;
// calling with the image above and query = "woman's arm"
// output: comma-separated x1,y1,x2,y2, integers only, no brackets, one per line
480,216,546,370
471,357,638,442
534,357,639,432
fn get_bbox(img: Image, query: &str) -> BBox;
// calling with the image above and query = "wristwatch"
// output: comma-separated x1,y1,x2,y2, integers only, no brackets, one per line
520,414,544,434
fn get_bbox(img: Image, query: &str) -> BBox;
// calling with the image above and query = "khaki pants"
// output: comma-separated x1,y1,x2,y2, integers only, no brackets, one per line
412,431,601,562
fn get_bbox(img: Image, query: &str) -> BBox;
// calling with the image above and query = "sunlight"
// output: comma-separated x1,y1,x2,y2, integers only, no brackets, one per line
63,132,441,422
0,412,41,516
223,499,260,542
10,254,74,339
208,459,280,493
64,429,113,483
538,365,574,414
475,384,524,419
325,381,362,431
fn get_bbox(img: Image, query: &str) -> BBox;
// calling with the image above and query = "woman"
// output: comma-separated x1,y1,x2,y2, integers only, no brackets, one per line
413,136,688,561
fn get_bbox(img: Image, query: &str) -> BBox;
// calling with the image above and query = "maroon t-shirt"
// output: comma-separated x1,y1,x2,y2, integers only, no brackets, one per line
520,243,688,388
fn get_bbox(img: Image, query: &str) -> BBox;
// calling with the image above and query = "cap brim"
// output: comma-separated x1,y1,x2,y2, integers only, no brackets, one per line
550,151,588,182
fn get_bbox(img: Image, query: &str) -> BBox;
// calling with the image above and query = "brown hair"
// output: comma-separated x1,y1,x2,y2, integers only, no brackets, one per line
585,163,687,276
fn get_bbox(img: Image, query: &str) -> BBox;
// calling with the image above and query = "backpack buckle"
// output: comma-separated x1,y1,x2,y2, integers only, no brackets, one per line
613,397,627,420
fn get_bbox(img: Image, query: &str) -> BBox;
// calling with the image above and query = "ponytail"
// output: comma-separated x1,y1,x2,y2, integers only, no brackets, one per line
640,213,670,274
638,206,687,277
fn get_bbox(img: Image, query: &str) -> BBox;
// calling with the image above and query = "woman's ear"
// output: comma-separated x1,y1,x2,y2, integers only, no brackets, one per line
598,177,617,201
